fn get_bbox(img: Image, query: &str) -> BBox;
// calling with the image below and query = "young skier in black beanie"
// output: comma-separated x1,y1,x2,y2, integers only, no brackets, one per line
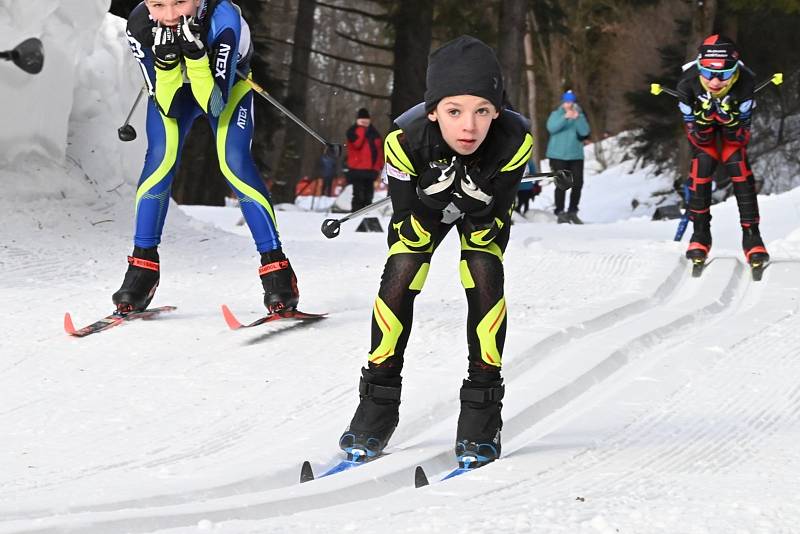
337,35,533,471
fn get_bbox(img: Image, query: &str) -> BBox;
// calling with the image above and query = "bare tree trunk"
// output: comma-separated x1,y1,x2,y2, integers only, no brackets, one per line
523,14,539,171
389,0,432,119
272,0,318,203
498,0,527,110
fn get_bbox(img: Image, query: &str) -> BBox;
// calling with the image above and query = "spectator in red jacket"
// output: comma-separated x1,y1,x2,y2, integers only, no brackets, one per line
345,108,384,211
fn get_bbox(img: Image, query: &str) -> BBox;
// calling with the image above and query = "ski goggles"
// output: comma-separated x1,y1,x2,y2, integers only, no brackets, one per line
697,61,738,81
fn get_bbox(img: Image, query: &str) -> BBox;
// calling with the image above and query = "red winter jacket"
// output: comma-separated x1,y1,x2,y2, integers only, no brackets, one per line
346,124,384,172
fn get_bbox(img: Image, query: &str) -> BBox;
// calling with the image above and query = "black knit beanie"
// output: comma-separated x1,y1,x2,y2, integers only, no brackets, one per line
424,36,504,113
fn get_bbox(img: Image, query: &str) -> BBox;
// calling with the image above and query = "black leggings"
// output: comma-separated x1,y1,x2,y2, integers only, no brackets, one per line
367,215,511,384
550,158,585,213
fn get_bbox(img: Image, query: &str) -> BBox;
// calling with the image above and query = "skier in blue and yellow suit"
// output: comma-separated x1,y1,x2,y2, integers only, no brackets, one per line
114,0,299,314
338,36,533,468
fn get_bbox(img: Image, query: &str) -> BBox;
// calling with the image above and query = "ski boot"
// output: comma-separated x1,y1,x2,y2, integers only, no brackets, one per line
339,368,401,462
454,379,504,469
686,226,711,278
556,212,570,224
112,246,160,313
742,224,769,281
259,249,299,313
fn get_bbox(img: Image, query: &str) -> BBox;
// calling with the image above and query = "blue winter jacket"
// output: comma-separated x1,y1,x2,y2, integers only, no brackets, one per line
545,105,590,160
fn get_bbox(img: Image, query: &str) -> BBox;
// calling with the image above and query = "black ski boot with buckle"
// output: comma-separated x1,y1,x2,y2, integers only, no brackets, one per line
339,367,401,461
112,246,160,313
259,249,299,313
454,378,504,468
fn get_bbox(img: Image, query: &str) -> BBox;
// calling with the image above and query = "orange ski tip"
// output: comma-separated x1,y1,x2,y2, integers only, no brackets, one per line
64,312,76,335
221,304,243,330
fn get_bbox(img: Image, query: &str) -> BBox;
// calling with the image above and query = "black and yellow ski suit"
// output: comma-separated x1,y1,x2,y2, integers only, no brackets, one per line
341,102,533,460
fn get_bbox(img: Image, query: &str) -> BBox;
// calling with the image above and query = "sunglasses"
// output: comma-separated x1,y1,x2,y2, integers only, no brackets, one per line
697,62,738,81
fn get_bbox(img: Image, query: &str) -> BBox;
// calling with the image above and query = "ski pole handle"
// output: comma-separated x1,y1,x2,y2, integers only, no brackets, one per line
521,170,573,190
650,83,679,98
754,72,783,93
321,196,393,239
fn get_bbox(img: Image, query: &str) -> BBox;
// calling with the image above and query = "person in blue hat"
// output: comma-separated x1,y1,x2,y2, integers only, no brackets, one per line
545,89,591,223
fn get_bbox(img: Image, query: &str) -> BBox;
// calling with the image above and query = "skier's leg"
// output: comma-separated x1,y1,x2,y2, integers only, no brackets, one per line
340,218,448,456
685,143,719,260
722,142,768,263
209,82,299,312
454,218,511,465
114,95,198,312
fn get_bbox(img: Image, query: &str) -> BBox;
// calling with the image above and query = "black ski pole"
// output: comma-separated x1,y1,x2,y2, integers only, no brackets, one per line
320,170,571,239
321,196,392,239
237,70,344,158
650,72,783,99
0,38,44,74
118,85,147,142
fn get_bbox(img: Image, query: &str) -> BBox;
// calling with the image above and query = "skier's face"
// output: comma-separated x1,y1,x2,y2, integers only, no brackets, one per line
428,95,499,155
145,0,201,27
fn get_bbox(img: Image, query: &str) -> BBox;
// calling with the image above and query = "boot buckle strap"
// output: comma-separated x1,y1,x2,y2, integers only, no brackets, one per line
460,384,505,403
359,377,401,400
259,260,289,276
128,256,159,272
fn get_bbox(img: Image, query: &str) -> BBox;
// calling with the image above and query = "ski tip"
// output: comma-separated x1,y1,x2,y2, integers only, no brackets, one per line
220,304,243,330
414,465,429,488
63,312,77,335
300,460,315,483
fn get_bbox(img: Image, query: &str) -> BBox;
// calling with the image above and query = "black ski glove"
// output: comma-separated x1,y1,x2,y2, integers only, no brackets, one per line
462,216,504,248
393,213,434,252
722,125,751,145
177,16,206,61
686,122,713,146
152,24,181,70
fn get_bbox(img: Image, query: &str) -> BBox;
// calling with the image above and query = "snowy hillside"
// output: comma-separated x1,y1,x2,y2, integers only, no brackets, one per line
3,4,800,534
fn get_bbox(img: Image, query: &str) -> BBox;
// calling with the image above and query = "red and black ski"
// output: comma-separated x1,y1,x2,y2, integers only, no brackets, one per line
64,305,177,337
221,304,327,330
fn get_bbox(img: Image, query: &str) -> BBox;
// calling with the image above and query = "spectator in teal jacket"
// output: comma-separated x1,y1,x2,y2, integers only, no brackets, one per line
546,90,591,224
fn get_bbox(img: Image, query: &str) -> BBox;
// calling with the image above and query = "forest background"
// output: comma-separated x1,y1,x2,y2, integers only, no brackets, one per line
108,0,800,205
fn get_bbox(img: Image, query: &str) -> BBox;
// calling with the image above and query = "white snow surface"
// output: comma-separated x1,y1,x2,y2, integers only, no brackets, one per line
3,7,800,534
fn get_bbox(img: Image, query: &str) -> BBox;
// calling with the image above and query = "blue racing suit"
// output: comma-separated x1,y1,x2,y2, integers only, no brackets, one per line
125,0,280,253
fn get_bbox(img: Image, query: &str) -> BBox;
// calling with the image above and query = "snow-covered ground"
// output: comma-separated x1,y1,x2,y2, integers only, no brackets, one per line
3,6,800,534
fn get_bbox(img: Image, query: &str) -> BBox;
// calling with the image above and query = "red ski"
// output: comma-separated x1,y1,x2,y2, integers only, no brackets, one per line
64,306,177,337
221,304,327,330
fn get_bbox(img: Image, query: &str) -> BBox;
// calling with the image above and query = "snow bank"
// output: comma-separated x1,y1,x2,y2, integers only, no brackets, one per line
0,0,109,164
0,1,145,203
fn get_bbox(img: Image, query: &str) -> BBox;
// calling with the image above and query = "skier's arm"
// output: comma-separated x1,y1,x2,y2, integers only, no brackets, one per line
184,9,241,118
461,136,530,250
125,17,182,118
151,25,185,118
676,76,714,146
491,132,534,219
384,129,434,251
